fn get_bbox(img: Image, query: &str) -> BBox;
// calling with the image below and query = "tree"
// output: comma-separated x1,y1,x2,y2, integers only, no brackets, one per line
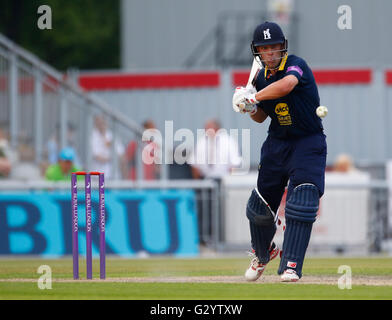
0,0,120,70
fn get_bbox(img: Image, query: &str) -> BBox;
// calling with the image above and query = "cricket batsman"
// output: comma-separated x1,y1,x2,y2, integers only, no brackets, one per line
232,21,327,282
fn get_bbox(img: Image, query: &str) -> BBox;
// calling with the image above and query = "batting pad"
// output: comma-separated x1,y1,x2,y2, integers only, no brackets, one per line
249,221,276,264
246,188,276,226
247,189,276,263
278,184,319,278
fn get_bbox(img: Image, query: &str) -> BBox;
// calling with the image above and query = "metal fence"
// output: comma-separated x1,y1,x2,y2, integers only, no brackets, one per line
0,34,144,181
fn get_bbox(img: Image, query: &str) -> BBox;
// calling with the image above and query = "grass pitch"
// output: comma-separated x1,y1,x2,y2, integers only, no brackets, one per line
0,256,391,300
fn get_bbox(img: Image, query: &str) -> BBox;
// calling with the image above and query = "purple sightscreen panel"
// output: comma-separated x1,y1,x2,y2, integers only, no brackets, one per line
99,173,106,279
85,173,93,279
71,173,79,280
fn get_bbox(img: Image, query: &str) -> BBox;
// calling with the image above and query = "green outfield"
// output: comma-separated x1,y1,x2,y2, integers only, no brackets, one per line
0,256,391,300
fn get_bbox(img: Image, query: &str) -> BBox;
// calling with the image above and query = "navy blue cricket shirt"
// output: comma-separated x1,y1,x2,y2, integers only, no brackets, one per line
254,54,324,139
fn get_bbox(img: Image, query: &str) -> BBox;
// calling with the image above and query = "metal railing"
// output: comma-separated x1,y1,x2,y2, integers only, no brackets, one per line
0,33,145,180
183,11,298,68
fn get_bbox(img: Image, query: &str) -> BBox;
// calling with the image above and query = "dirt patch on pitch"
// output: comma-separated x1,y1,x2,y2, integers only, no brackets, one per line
1,275,391,286
106,275,392,286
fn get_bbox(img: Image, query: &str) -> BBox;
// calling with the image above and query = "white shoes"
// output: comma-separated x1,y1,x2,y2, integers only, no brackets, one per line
244,244,280,281
280,268,299,282
244,257,266,281
244,244,301,282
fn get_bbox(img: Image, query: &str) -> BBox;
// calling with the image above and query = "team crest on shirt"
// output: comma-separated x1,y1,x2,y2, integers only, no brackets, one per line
275,103,292,125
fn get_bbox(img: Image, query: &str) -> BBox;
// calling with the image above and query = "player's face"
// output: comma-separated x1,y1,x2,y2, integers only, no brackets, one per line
59,159,73,174
256,43,284,69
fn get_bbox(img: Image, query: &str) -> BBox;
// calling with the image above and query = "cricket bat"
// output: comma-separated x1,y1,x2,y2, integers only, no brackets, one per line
237,58,261,112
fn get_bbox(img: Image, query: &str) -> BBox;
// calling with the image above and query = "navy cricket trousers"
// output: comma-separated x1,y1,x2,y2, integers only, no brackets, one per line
257,133,327,213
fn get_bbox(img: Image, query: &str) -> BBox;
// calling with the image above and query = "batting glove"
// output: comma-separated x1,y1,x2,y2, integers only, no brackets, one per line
238,103,258,115
243,92,260,106
232,86,248,113
233,86,258,114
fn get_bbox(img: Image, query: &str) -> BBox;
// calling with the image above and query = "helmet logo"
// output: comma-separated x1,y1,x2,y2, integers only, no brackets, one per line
263,29,271,40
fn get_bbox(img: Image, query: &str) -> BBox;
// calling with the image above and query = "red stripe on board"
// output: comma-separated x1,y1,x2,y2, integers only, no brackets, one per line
313,69,371,84
79,72,220,90
232,69,372,86
385,71,392,85
0,69,377,93
232,72,251,87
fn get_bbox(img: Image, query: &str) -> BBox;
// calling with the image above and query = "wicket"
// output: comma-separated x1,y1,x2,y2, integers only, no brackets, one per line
71,171,105,280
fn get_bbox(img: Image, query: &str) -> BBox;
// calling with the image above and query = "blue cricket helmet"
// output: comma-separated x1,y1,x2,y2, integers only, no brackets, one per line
251,21,288,67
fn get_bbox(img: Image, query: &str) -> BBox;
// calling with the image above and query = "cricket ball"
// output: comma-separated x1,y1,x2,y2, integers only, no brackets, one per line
316,106,328,118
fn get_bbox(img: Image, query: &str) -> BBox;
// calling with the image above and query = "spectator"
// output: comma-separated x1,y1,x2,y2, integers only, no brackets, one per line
46,122,79,165
91,115,124,179
10,144,41,180
0,127,12,178
45,147,80,181
187,119,242,246
333,153,359,173
168,141,193,179
187,119,242,179
124,120,160,180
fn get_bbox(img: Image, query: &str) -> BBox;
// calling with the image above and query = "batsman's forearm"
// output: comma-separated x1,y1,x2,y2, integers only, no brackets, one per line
255,75,298,101
255,81,291,101
250,107,268,123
